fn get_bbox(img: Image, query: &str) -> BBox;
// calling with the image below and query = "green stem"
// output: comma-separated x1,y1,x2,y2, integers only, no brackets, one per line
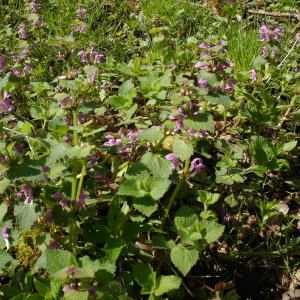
76,161,87,201
160,159,190,230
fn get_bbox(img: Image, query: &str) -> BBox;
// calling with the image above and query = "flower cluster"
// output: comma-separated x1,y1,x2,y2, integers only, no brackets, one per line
165,153,205,176
195,40,235,94
52,192,88,210
0,92,14,115
168,102,207,138
259,25,282,58
104,129,140,160
2,226,10,250
72,7,88,33
77,48,104,65
17,185,33,204
259,25,282,42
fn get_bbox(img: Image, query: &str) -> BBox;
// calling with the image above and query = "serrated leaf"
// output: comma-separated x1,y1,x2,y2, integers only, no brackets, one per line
138,126,164,142
197,190,220,205
119,80,136,99
118,175,170,201
0,203,8,222
170,245,199,276
278,140,297,153
197,220,225,243
133,263,156,295
106,95,133,110
154,275,182,296
173,136,193,161
34,249,76,275
140,153,172,178
0,251,13,270
174,206,198,231
0,178,10,194
205,95,233,108
184,113,214,133
133,197,158,217
14,203,42,231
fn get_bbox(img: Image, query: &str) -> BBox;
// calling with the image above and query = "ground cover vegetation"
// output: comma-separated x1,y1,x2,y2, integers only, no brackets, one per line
0,0,299,299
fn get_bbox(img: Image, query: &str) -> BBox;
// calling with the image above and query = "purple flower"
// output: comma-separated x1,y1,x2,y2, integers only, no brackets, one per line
225,80,234,92
18,23,27,39
190,158,205,175
169,109,187,132
271,49,278,57
104,135,122,146
199,43,208,49
273,28,282,40
77,7,87,20
218,40,227,45
30,1,40,12
48,240,60,249
93,53,104,63
2,226,10,250
57,95,72,106
52,192,67,208
165,153,180,171
77,50,87,63
259,25,271,42
72,24,87,33
78,193,88,208
78,113,86,124
194,61,211,70
262,45,269,57
17,185,33,204
0,92,14,115
249,69,256,82
63,135,70,143
198,77,208,89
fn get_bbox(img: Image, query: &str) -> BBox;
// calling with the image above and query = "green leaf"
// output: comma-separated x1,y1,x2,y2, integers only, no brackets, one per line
34,278,51,297
252,55,267,70
0,251,13,270
119,80,137,99
197,70,218,86
0,178,10,194
133,196,158,217
197,190,220,205
118,175,170,201
184,113,214,133
0,203,8,222
106,95,133,110
170,245,199,276
204,95,233,108
278,140,297,153
105,238,125,264
197,220,225,243
174,206,198,231
137,126,164,142
63,290,89,300
14,203,42,231
141,153,172,179
154,275,181,296
34,249,76,275
133,263,156,295
173,136,193,161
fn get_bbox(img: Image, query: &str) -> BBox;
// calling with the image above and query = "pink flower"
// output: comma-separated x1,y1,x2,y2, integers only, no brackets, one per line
104,135,122,146
199,43,208,49
249,69,256,82
262,45,268,57
259,25,271,41
190,158,205,175
218,40,227,45
165,153,180,171
198,78,208,89
273,28,282,40
17,185,33,204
